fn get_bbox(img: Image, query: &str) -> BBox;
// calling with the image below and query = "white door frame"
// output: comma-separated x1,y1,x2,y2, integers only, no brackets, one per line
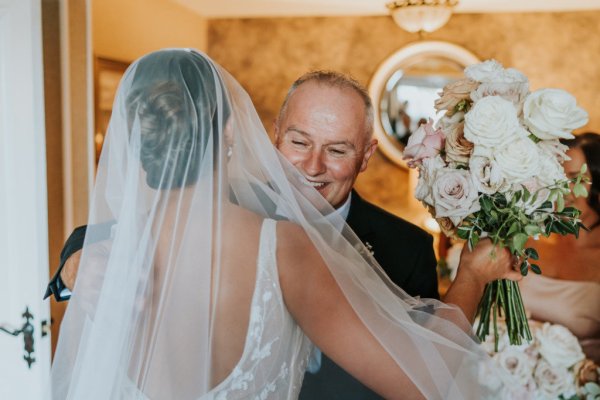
0,0,52,398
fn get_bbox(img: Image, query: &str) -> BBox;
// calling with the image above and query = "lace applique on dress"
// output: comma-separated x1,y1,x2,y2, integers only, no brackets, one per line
120,219,312,400
207,219,313,400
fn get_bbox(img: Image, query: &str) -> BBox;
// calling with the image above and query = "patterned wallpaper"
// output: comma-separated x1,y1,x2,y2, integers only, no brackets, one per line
207,11,600,227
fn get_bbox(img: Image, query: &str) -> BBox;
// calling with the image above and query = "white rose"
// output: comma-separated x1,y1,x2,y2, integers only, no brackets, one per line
493,348,537,386
414,155,446,206
495,136,541,183
414,176,431,206
538,139,570,163
465,59,505,82
464,96,524,148
537,153,567,187
523,88,589,140
469,155,511,194
536,323,585,369
470,67,529,113
431,168,481,225
534,360,577,400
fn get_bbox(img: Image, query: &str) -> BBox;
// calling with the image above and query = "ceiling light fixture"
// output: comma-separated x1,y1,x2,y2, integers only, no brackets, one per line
387,0,458,34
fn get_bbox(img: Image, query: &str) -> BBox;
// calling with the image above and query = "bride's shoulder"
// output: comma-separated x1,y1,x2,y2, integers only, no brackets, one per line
274,221,325,281
275,220,312,249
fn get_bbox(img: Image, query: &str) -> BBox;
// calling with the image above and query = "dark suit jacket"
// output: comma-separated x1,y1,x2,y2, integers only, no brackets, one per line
298,191,438,400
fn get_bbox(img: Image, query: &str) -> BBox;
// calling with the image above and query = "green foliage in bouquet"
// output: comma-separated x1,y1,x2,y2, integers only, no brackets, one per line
457,165,590,350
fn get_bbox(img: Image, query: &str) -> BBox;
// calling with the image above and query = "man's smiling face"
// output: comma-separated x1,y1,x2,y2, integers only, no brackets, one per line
275,81,377,209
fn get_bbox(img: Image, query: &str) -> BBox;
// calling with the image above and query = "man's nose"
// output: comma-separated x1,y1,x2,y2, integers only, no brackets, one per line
302,150,326,176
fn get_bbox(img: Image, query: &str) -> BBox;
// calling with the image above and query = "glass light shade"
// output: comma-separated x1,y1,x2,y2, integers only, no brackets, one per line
388,1,457,33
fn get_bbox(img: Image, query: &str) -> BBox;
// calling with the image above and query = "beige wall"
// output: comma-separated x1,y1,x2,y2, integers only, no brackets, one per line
93,0,207,63
207,12,600,226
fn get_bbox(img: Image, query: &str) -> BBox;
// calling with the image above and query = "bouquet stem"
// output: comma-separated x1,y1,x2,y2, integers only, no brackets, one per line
475,279,532,349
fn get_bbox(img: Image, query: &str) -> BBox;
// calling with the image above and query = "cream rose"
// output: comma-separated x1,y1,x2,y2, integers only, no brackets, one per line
523,88,589,140
431,168,481,225
536,323,585,369
494,136,541,183
434,78,479,115
493,348,536,386
469,155,511,194
442,117,474,166
576,359,600,386
534,360,577,400
464,96,523,148
435,216,457,238
414,155,446,206
465,59,505,82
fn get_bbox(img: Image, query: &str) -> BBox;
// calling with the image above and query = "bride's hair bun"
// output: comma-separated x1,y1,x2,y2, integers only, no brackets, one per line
136,81,200,189
123,50,230,190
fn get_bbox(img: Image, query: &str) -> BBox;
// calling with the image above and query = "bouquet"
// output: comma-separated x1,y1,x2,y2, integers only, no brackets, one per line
403,60,589,347
479,319,600,400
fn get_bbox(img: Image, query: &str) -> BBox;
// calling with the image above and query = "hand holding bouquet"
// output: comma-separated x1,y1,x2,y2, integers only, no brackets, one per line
404,60,590,347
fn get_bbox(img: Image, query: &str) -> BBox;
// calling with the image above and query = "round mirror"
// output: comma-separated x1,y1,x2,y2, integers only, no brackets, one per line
369,41,480,168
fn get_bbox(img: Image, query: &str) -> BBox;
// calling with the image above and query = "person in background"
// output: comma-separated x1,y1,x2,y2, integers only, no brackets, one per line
520,132,600,363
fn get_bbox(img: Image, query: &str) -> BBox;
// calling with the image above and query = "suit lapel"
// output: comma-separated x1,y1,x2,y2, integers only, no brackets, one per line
347,191,376,244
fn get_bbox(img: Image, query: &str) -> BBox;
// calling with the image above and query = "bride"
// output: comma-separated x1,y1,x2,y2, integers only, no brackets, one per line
51,49,514,399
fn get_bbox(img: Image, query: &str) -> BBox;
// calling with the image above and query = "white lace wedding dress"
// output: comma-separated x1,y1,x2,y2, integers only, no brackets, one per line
123,219,314,399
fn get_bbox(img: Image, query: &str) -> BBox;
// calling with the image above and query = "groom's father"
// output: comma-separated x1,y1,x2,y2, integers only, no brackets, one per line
274,71,437,399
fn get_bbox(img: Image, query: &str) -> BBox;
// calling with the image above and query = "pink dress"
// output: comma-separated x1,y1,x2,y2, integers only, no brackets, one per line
520,273,600,363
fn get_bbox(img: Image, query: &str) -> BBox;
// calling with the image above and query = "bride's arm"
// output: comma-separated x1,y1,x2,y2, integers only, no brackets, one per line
276,222,424,400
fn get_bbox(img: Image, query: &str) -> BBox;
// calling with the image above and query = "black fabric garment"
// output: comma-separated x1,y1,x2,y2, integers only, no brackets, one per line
44,222,114,301
299,191,439,400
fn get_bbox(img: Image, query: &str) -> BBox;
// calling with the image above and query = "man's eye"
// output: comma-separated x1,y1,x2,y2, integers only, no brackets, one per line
292,140,308,147
329,149,346,156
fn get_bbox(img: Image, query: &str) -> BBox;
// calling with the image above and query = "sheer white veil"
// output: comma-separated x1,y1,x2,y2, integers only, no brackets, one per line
51,49,510,399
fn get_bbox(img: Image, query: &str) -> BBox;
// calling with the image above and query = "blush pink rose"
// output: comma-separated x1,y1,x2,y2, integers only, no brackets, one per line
403,119,445,168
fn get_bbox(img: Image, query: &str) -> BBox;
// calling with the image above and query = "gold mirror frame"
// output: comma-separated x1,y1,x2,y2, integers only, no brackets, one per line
368,41,480,169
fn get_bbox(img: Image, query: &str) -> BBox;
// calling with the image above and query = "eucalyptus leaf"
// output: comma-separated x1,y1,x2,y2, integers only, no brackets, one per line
522,188,531,203
457,227,470,240
507,221,520,237
524,247,539,261
544,222,553,236
512,233,528,252
573,183,588,198
520,261,528,276
524,225,542,236
556,195,565,212
470,232,480,249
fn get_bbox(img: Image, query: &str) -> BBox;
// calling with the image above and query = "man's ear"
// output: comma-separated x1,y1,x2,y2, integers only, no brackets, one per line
359,138,378,172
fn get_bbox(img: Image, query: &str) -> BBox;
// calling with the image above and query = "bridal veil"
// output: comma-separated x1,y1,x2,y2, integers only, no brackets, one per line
51,49,509,399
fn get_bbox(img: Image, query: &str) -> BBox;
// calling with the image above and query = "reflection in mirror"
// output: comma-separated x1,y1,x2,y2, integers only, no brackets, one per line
369,42,480,168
